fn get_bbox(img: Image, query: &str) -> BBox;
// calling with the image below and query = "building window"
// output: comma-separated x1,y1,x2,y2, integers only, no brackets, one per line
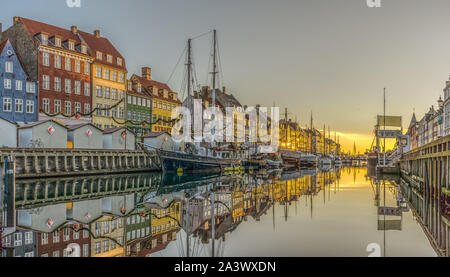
14,232,23,246
112,107,117,118
4,79,12,89
103,221,110,234
65,101,71,115
119,107,124,119
14,99,23,113
81,44,87,54
26,100,34,114
107,55,113,63
104,105,110,117
120,73,125,83
75,102,81,113
84,82,90,96
128,95,132,104
43,98,50,113
96,66,102,78
54,77,61,92
5,61,13,72
3,98,12,112
65,79,71,94
83,244,89,257
26,82,35,93
117,58,123,66
104,87,110,99
65,57,71,71
112,89,118,100
104,69,110,80
54,55,61,69
42,75,50,90
63,228,70,241
96,51,103,60
94,242,100,254
102,240,109,252
54,100,61,113
68,41,75,51
15,80,22,91
53,250,59,257
84,62,90,75
112,71,118,82
96,85,102,97
41,34,48,45
75,60,81,73
75,81,81,95
41,233,49,245
55,37,61,47
84,103,91,114
42,53,50,67
96,104,103,116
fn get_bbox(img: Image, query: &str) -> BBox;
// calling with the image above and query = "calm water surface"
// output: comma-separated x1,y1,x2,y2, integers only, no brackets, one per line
2,167,438,257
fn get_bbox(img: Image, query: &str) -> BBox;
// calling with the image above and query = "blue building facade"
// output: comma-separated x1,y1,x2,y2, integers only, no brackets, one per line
0,39,37,123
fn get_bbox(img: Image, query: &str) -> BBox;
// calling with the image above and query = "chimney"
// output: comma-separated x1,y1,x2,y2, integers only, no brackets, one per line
142,67,151,80
94,30,100,38
13,16,20,25
71,26,78,34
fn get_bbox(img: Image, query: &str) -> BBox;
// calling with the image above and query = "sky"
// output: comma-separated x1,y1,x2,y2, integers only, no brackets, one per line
2,0,450,152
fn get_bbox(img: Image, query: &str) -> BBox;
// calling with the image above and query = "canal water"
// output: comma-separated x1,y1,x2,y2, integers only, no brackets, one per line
1,167,439,257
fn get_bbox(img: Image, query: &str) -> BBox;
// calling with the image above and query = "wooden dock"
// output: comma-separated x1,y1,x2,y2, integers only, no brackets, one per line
0,148,161,179
399,134,450,257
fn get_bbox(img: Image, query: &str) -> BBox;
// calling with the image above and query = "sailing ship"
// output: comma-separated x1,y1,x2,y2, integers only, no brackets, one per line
142,30,241,174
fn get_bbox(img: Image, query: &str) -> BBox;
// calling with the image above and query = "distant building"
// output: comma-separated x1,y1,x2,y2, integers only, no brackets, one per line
18,119,68,148
102,127,135,150
142,132,175,151
126,70,153,137
131,68,181,133
0,39,38,123
406,113,418,151
67,123,103,149
0,116,18,147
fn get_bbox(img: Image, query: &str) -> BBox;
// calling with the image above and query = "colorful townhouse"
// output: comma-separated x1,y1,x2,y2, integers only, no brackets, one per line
0,39,37,123
131,67,181,134
78,30,127,130
124,210,151,257
126,68,153,137
90,216,124,257
2,17,93,125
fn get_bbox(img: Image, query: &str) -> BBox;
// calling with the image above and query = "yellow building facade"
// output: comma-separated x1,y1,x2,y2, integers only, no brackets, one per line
90,216,125,257
78,30,127,130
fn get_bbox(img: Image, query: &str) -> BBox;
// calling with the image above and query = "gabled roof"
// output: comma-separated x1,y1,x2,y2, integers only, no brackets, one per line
0,40,8,53
103,126,135,135
134,75,172,92
19,119,68,130
66,123,102,132
408,113,417,129
78,30,126,71
0,115,19,126
18,17,89,57
142,132,170,138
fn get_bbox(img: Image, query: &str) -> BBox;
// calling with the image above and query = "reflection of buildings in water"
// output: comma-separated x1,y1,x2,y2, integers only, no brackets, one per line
3,168,345,257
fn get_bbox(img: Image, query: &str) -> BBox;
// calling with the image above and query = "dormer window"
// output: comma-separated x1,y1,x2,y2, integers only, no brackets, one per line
41,34,48,46
55,37,61,47
127,81,132,91
68,40,75,51
117,58,123,66
107,55,113,63
164,90,168,98
137,84,142,93
96,51,103,60
81,44,87,54
153,87,158,95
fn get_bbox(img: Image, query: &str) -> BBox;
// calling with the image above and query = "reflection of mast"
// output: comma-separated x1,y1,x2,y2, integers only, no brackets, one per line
272,183,275,231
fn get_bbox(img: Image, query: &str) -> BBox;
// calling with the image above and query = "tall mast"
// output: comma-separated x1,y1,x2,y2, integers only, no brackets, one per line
383,88,386,166
211,30,218,144
187,39,192,97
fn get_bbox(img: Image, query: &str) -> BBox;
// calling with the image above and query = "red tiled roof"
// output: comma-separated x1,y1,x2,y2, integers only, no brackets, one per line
78,30,126,71
134,75,172,92
133,75,182,104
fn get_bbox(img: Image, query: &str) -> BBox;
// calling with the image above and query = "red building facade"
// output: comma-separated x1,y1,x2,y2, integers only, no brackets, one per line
37,224,91,257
